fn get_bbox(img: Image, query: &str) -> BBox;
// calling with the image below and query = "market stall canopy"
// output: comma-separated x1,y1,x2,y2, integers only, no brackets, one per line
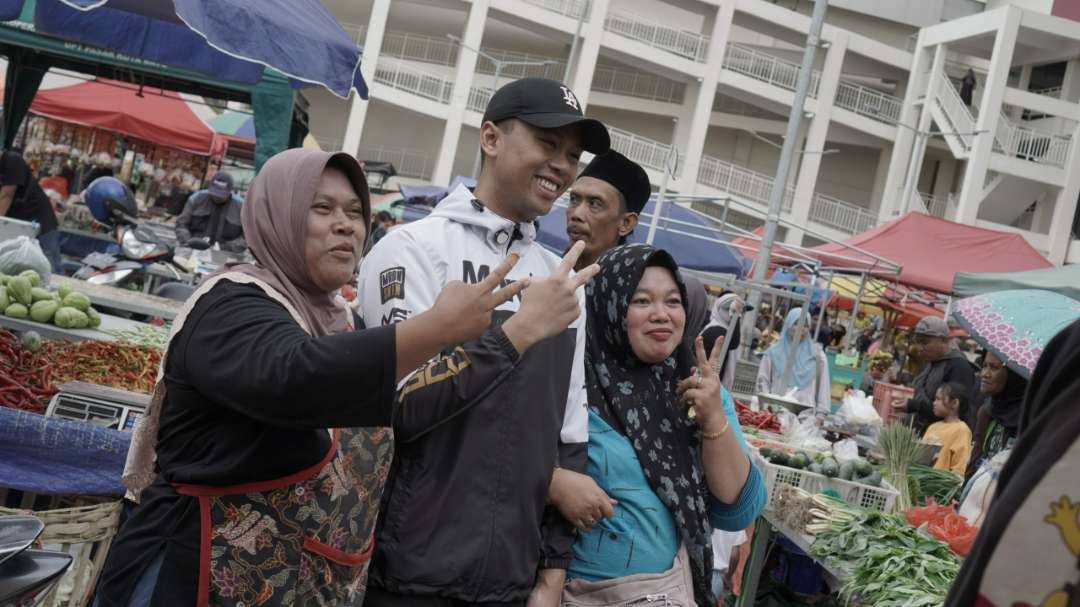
877,297,943,329
730,225,814,265
27,79,222,155
812,212,1052,294
952,264,1080,302
537,199,750,275
0,0,368,98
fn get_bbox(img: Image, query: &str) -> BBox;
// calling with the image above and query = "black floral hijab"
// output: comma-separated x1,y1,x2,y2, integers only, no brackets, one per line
584,243,715,605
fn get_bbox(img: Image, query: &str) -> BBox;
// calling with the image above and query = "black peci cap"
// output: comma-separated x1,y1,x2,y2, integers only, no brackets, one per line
577,151,651,214
482,78,610,154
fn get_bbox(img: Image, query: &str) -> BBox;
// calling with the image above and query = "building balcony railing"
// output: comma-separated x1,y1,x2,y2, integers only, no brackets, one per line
723,44,821,97
697,154,876,234
697,155,794,212
381,30,460,66
994,113,1072,167
834,80,902,124
608,127,676,174
373,60,454,105
934,70,978,152
475,48,566,80
356,145,433,180
467,85,493,113
520,0,590,20
917,191,952,218
604,8,710,63
592,65,686,104
809,193,878,234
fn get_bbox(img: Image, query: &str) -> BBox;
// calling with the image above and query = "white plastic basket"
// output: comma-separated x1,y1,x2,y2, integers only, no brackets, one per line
753,451,899,513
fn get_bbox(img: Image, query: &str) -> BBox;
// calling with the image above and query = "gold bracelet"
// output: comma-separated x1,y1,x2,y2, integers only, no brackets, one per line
702,419,730,441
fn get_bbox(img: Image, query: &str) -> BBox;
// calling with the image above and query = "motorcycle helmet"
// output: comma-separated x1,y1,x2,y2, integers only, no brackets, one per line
84,176,136,224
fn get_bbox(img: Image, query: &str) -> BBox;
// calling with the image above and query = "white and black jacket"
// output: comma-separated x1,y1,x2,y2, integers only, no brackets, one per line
357,185,588,603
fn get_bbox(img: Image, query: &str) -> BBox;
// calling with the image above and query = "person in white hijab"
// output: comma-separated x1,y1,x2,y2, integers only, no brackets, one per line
701,292,747,391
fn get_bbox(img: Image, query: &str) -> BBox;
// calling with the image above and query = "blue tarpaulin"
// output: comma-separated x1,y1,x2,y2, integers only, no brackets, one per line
0,407,129,496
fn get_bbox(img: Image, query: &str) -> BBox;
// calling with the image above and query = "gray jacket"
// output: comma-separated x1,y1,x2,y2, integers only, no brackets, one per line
175,191,245,252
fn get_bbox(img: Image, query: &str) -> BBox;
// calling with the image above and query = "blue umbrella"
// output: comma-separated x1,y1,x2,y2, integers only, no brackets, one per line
537,199,749,275
28,0,367,97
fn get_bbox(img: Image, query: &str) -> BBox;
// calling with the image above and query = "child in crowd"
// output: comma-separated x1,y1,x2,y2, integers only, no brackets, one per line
924,381,974,474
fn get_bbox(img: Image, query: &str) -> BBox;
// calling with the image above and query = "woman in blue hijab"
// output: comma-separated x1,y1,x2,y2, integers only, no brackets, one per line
756,307,831,410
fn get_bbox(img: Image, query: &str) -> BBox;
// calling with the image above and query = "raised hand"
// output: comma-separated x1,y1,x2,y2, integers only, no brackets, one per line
676,336,726,429
502,241,599,354
431,254,527,346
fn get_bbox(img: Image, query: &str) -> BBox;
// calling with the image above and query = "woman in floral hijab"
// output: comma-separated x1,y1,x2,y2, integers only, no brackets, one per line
559,244,766,606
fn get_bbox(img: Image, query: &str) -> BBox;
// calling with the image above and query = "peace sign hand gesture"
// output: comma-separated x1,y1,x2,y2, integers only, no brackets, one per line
432,253,528,346
502,240,599,354
675,336,727,429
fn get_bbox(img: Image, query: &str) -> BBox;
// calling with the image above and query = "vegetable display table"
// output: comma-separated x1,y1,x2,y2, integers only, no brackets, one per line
0,310,149,342
50,275,181,320
737,512,846,606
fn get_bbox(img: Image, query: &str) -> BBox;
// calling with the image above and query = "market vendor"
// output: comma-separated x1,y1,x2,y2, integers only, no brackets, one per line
174,170,246,252
756,307,832,410
93,149,526,607
891,317,977,434
0,148,61,273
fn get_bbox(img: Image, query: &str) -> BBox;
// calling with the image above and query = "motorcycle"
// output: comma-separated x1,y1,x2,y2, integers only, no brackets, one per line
73,178,207,298
0,515,73,606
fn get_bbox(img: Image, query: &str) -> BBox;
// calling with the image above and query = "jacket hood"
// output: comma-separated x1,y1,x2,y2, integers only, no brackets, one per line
430,184,538,252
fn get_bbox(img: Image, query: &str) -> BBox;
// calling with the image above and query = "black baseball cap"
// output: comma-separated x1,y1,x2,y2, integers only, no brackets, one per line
482,78,610,154
208,171,234,198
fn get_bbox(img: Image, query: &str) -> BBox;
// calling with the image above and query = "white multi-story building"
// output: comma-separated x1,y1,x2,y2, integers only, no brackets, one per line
308,0,1080,265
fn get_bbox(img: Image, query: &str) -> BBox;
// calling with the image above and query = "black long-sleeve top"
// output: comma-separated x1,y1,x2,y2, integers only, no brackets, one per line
95,281,461,606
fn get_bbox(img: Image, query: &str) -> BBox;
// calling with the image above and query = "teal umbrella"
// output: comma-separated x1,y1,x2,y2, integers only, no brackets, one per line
952,289,1080,379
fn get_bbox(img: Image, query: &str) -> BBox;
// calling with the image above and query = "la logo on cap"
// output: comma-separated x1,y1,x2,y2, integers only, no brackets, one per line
560,86,579,111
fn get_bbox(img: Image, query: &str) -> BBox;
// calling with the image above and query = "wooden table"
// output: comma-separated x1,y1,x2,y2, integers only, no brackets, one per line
51,274,181,320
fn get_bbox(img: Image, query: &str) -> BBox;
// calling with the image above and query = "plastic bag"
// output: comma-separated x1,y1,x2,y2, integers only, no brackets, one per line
838,390,882,426
832,438,860,463
787,414,832,452
777,409,799,436
0,236,51,285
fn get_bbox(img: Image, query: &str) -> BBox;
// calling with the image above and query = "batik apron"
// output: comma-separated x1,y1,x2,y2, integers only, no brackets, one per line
124,272,393,607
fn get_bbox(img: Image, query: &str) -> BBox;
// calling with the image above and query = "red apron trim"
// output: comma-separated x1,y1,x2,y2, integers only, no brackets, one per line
302,536,375,567
174,431,340,497
197,495,211,607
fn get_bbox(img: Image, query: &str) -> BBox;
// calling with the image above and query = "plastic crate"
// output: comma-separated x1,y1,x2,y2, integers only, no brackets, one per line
872,382,914,424
753,451,899,513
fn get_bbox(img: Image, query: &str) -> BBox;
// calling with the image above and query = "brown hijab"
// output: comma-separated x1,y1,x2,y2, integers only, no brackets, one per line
230,148,371,336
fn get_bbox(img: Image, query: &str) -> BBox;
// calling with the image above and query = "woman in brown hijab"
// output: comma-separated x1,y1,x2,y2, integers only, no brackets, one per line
94,149,525,607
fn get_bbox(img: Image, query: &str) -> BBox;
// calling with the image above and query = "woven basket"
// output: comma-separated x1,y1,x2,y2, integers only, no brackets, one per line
0,500,123,607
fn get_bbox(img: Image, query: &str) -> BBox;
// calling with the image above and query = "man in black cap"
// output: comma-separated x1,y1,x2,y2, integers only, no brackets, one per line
359,77,609,607
564,150,650,272
175,171,245,252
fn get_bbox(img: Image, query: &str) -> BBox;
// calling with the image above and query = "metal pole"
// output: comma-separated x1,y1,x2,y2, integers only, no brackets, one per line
813,272,831,343
744,0,829,335
563,1,588,83
846,271,868,350
900,131,927,215
472,61,504,179
646,135,679,244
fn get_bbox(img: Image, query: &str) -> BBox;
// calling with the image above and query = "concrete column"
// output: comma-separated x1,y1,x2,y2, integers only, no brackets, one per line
1011,64,1033,121
880,34,933,222
1031,193,1054,234
431,0,490,186
1061,58,1080,104
869,146,891,213
569,0,611,108
932,156,957,200
1047,122,1080,263
673,2,733,194
955,8,1019,225
341,0,391,156
784,31,849,245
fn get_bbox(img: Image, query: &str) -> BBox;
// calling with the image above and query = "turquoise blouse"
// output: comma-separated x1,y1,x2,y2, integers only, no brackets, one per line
567,388,766,581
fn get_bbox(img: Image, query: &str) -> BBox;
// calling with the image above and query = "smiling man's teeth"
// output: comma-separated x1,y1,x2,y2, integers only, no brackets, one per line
537,177,558,193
